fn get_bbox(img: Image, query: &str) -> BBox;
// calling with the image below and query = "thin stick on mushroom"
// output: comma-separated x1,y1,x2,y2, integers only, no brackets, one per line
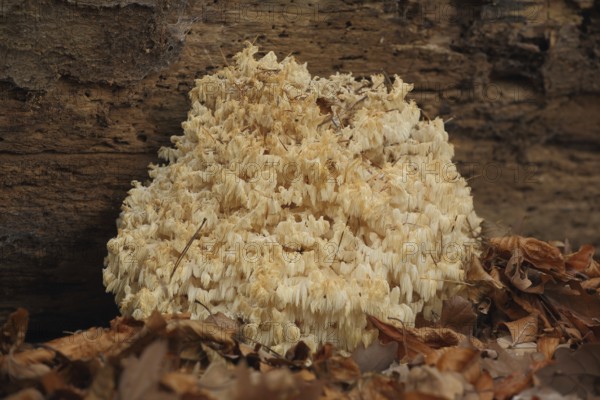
170,217,208,279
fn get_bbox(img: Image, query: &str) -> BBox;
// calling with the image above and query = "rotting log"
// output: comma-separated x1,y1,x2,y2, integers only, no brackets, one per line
0,0,599,339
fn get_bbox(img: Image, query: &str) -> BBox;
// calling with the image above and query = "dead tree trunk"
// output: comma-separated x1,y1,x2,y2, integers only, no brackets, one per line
1,0,599,339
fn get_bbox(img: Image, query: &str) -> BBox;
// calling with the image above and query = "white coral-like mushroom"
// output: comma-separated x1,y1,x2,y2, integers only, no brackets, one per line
103,44,482,353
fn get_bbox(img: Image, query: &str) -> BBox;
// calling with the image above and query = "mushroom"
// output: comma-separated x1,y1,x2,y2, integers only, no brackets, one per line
103,44,482,353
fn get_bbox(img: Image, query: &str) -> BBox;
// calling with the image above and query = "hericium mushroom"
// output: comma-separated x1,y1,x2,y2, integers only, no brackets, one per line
103,44,482,353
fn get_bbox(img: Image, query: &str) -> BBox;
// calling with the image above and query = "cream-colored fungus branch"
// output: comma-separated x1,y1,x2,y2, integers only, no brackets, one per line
103,44,482,353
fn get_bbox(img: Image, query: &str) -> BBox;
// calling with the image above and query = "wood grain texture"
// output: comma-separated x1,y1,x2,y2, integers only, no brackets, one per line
0,0,599,339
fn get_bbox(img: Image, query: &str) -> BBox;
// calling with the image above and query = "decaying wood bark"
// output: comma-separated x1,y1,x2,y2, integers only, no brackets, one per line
0,0,599,339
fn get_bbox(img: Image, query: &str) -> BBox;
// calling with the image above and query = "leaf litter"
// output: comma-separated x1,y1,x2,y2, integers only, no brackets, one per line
1,235,600,399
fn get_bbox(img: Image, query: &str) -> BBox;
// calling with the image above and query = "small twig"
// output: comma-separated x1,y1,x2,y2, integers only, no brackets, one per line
381,70,394,90
239,334,284,359
328,216,350,268
171,217,208,279
419,276,474,286
387,317,411,359
195,300,214,318
348,95,367,111
277,136,288,151
218,46,229,67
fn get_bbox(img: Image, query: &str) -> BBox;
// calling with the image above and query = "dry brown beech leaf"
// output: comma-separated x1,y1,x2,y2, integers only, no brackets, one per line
348,373,406,400
160,371,200,395
537,336,560,360
368,316,436,360
493,359,551,400
544,281,600,334
464,256,503,302
440,296,476,335
566,244,600,278
369,316,484,363
46,324,140,361
119,340,168,400
403,393,448,400
433,347,481,384
535,343,600,399
508,291,553,329
3,388,45,400
581,277,600,292
500,314,539,346
166,319,236,351
474,369,494,400
489,236,565,275
413,327,485,350
0,350,52,380
351,339,398,373
405,365,468,399
313,343,361,384
0,308,29,353
586,260,600,278
40,370,67,396
504,248,532,291
204,312,240,334
84,365,116,400
493,370,532,400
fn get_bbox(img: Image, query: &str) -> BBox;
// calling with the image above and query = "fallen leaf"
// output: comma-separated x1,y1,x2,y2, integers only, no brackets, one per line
493,370,534,400
433,347,481,384
119,340,168,400
474,369,494,400
405,365,468,400
476,297,492,315
0,308,29,353
480,342,539,379
348,373,406,400
3,388,44,400
489,236,565,276
537,336,560,360
566,244,600,278
508,291,553,329
197,359,237,395
84,364,115,400
166,319,235,352
204,312,240,335
44,318,141,360
500,315,539,346
321,385,346,400
464,256,503,302
403,393,448,400
113,311,168,360
285,340,311,363
161,371,199,394
368,317,435,361
511,386,580,400
504,248,533,291
233,363,322,400
40,370,66,395
535,343,600,399
314,343,361,384
581,277,600,292
544,280,600,337
1,349,52,380
369,317,484,362
586,261,600,278
351,339,398,372
493,359,550,400
440,296,476,335
294,369,316,382
412,327,484,350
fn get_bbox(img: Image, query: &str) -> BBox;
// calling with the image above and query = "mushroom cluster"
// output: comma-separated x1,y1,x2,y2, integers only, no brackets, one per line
103,45,482,352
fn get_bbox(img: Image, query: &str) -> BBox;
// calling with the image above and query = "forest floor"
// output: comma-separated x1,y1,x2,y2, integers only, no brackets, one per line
1,235,599,400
